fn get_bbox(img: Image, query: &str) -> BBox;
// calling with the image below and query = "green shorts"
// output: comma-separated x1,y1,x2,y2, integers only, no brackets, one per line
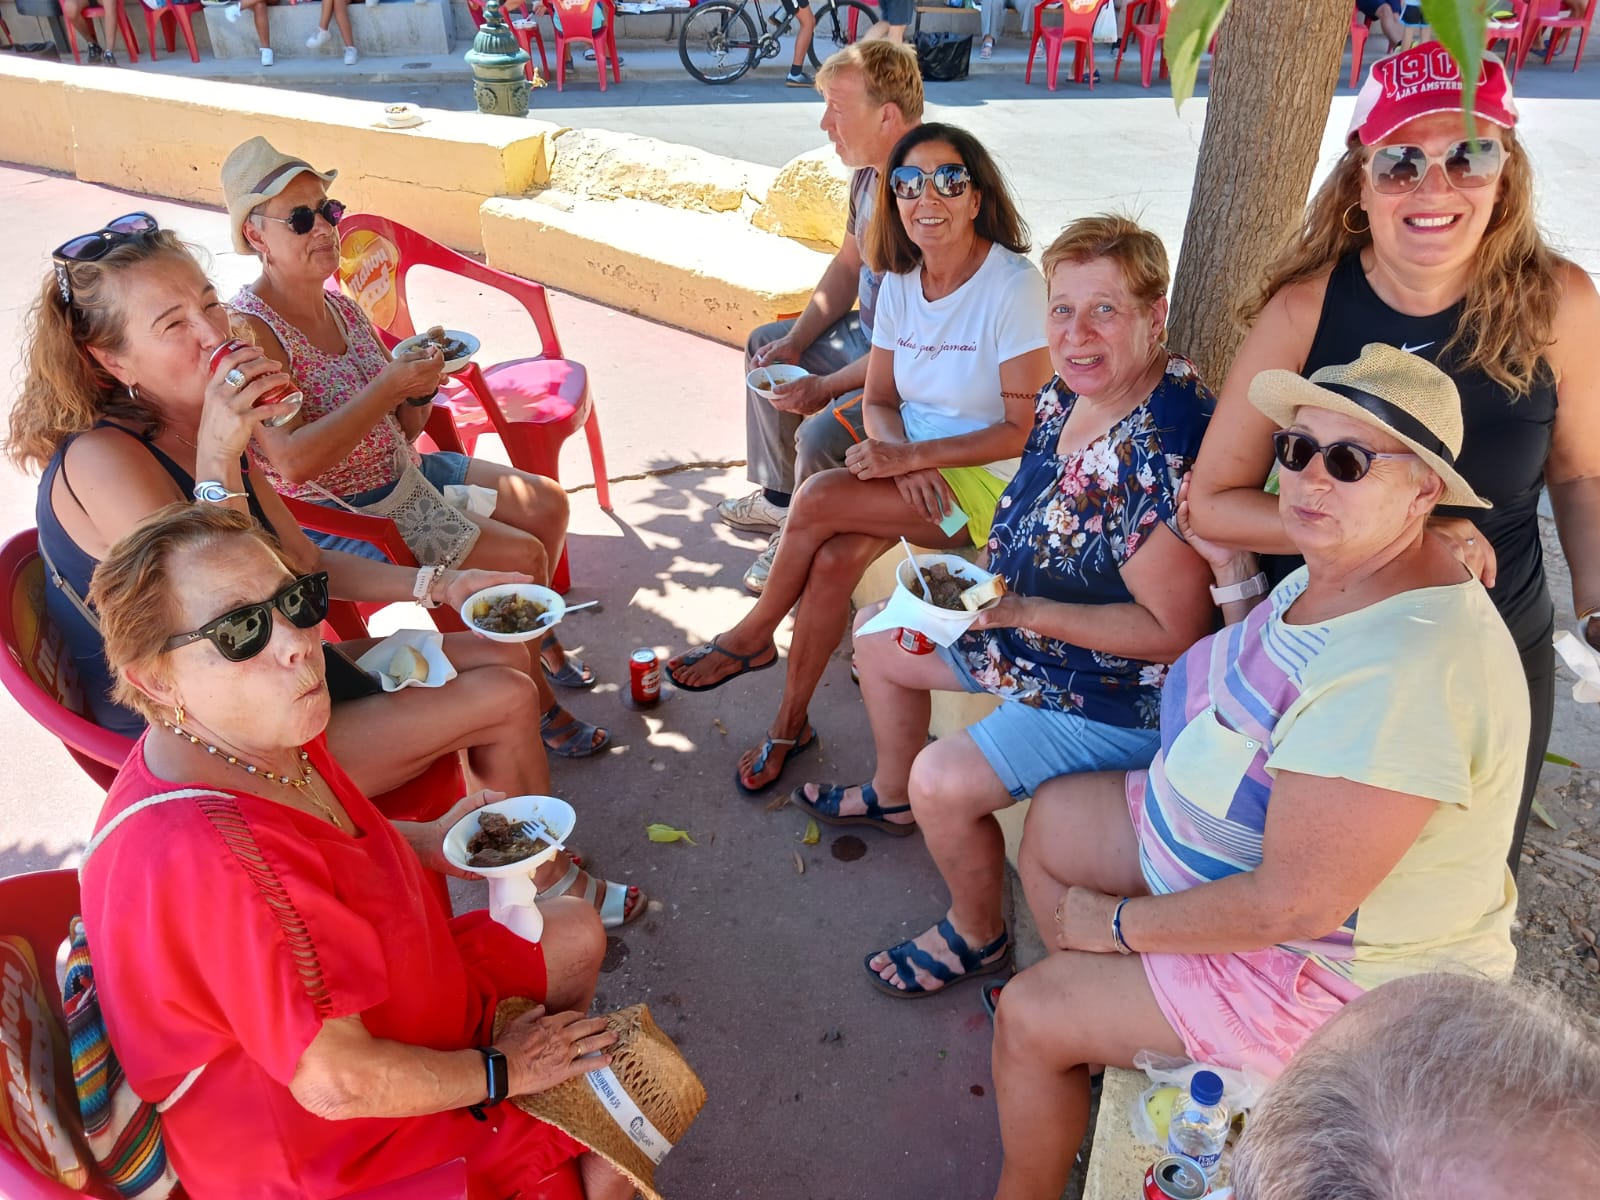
937,464,1009,546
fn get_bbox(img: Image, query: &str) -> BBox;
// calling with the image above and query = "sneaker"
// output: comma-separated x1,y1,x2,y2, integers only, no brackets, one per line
102,48,115,64
785,66,812,86
260,46,274,64
717,488,787,533
306,25,330,46
85,42,103,62
223,2,240,20
343,44,359,63
743,525,783,595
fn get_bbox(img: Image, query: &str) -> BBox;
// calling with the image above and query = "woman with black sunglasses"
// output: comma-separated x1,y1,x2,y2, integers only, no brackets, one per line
1187,45,1600,873
988,344,1526,1200
5,211,646,929
219,137,609,762
78,503,635,1200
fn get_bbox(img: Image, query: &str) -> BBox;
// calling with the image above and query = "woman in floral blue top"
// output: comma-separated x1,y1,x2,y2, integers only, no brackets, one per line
794,215,1220,997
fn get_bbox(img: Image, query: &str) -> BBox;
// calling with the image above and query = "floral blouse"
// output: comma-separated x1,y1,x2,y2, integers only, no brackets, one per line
949,355,1215,730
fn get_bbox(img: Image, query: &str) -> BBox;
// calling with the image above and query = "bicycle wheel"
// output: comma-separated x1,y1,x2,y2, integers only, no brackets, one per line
679,1,760,84
808,0,877,65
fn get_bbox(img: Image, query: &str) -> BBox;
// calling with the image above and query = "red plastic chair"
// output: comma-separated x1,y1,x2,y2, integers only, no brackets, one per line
509,12,553,78
1518,0,1594,70
1347,4,1371,87
551,0,619,90
64,0,139,61
1486,0,1529,75
1026,0,1105,91
335,213,612,594
1113,0,1170,86
142,0,203,62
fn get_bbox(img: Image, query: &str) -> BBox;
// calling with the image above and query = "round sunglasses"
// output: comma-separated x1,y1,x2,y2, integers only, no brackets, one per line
888,163,972,201
253,198,346,236
163,572,330,663
1272,430,1416,484
1366,138,1504,196
51,211,160,305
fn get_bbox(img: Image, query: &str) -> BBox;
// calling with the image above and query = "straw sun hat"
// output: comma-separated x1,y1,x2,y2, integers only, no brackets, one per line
1248,342,1489,509
493,1000,707,1200
219,136,337,257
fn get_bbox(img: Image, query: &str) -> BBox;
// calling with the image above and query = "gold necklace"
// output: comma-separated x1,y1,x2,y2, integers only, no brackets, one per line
163,722,346,830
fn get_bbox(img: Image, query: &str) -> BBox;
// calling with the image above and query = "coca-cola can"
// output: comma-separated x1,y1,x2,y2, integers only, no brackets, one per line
895,626,936,655
629,648,661,706
1143,1156,1210,1199
209,338,303,427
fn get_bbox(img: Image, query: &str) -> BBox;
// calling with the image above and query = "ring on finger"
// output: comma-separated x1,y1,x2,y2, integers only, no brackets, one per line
224,367,249,391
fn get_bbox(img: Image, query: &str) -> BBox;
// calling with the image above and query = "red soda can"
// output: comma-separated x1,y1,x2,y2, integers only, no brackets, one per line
1143,1156,1210,1199
895,626,935,655
209,339,303,427
629,648,661,705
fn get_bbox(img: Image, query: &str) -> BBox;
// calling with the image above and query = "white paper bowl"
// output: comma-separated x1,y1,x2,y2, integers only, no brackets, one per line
394,329,480,374
895,553,1000,620
746,363,810,400
443,794,576,879
354,629,457,692
460,583,565,642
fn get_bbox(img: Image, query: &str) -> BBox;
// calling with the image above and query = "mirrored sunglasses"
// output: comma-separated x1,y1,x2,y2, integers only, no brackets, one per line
254,198,346,236
888,163,972,201
1366,139,1504,195
163,572,330,663
51,212,160,305
1271,430,1416,484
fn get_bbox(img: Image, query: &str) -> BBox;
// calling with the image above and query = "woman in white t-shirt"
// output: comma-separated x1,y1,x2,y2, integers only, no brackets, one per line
667,123,1053,793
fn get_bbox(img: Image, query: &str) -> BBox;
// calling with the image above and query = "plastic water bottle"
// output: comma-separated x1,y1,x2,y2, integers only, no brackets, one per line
1166,1069,1229,1180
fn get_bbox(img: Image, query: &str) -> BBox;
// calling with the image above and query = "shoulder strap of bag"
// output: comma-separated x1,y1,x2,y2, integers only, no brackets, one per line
37,533,101,633
79,787,231,872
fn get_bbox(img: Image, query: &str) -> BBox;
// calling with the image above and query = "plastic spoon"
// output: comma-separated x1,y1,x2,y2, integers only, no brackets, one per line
899,536,932,601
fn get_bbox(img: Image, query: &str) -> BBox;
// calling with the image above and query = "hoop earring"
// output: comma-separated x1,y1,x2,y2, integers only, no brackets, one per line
1341,204,1370,235
127,383,142,405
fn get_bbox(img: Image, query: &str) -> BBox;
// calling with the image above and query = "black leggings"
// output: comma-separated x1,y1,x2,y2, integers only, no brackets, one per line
1508,631,1556,876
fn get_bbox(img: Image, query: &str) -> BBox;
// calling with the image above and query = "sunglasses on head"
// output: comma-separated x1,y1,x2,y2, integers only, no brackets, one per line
163,572,330,663
888,163,972,201
1366,138,1504,195
1272,430,1417,484
253,198,346,236
51,212,160,305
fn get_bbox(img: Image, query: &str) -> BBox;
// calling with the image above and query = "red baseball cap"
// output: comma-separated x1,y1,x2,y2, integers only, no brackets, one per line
1348,44,1518,145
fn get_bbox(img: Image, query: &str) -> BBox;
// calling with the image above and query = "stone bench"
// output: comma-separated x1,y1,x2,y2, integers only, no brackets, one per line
200,0,456,59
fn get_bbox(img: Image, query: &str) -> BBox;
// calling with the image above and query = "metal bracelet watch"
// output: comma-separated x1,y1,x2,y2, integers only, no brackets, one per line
467,1046,509,1121
193,480,248,504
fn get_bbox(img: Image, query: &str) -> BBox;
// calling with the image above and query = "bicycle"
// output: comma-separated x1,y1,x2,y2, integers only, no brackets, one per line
678,0,878,84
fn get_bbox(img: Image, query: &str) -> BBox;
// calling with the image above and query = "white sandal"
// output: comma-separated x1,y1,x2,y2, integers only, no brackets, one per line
542,859,645,929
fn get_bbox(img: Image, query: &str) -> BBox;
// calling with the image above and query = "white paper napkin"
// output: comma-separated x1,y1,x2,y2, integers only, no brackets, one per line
355,629,457,692
1553,629,1600,703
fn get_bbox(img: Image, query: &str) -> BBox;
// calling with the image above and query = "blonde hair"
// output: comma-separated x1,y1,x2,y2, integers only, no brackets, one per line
89,504,293,722
814,41,925,122
5,231,199,473
1041,213,1170,307
1241,131,1563,396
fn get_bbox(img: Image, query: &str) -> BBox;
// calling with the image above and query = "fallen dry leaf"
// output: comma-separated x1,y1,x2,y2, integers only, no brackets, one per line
712,718,728,736
801,818,820,846
793,850,805,875
765,792,792,813
645,823,697,845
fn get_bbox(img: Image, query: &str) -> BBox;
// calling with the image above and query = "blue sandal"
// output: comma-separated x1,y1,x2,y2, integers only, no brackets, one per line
734,723,816,794
865,919,1010,999
792,781,917,837
542,634,596,690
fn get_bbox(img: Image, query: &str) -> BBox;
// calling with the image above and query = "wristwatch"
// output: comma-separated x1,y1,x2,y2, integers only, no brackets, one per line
193,481,248,504
468,1046,509,1121
1209,572,1269,606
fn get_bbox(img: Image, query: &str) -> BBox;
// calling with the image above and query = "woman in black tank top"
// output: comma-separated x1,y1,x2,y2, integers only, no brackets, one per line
1187,46,1600,872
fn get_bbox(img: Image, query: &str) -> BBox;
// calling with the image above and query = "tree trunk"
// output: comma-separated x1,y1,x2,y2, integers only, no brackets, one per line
1167,0,1352,388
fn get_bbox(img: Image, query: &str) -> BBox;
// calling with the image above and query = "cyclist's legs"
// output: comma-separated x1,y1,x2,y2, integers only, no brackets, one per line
789,0,816,70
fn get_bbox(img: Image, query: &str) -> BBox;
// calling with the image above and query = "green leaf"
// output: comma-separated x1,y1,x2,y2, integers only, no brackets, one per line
1165,0,1231,113
1421,0,1491,138
646,822,697,845
1544,751,1582,768
1531,797,1559,830
801,818,821,846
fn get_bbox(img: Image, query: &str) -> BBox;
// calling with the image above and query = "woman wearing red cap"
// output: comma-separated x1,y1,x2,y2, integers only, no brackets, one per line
1187,44,1600,870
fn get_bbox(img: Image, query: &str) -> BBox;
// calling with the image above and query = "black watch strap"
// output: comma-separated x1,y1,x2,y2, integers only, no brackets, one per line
468,1046,509,1121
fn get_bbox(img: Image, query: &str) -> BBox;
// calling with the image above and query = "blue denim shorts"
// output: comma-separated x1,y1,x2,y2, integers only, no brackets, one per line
937,645,1162,799
303,451,474,561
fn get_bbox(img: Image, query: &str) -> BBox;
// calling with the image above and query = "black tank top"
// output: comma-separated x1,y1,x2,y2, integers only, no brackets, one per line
1293,251,1557,652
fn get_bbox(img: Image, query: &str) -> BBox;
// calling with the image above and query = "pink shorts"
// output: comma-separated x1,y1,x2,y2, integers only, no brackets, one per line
1125,770,1365,1080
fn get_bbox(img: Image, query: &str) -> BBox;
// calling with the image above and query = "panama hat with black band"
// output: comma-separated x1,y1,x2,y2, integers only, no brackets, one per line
220,136,337,258
1249,342,1490,510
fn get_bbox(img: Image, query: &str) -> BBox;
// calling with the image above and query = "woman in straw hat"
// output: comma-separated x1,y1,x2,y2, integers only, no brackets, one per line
219,136,609,761
1187,43,1600,872
79,504,636,1199
986,344,1527,1200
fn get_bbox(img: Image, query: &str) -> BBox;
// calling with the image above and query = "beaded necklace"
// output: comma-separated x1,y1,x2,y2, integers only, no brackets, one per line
162,721,346,830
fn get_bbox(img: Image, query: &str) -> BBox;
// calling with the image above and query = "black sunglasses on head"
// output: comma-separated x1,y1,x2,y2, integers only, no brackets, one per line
163,572,330,663
1271,430,1416,485
253,198,346,236
51,212,160,305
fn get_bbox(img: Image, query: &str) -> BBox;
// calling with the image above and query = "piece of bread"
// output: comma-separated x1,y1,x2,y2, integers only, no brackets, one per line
959,574,1007,612
386,643,430,685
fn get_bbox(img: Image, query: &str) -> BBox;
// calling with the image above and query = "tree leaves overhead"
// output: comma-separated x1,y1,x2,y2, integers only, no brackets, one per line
1166,0,1231,111
1422,0,1491,136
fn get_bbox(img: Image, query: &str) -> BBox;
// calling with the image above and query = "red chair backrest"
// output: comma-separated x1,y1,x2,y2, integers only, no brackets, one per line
335,214,564,361
549,0,604,38
1034,0,1106,35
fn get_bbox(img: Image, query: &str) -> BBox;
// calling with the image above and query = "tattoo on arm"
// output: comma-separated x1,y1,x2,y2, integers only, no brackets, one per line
1001,391,1035,401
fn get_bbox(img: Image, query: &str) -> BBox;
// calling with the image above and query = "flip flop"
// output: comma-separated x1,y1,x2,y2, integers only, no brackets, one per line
792,781,917,836
665,637,778,693
540,704,610,758
979,37,993,58
864,919,1010,999
735,723,817,795
542,634,596,690
542,859,645,929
